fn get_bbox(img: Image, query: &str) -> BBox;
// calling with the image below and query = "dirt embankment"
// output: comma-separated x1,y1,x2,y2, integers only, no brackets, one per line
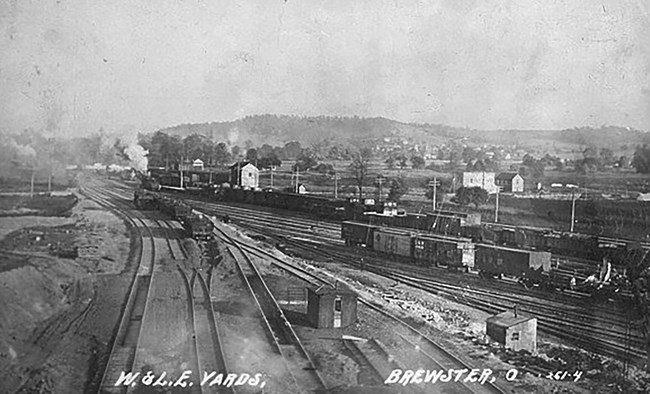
0,192,133,393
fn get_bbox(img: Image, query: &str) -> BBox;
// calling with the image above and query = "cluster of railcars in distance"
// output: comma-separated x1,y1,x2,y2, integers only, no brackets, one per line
134,189,213,240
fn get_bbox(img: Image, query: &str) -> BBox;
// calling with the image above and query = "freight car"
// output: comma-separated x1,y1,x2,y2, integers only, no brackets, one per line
341,221,474,270
183,214,214,240
415,234,475,270
342,221,376,247
217,187,379,221
364,209,481,237
474,243,552,285
133,189,157,210
157,197,192,220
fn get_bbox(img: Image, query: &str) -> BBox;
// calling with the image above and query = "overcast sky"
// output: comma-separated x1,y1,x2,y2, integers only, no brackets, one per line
1,0,649,137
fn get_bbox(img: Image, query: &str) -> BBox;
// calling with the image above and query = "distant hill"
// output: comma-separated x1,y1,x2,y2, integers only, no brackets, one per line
155,115,649,154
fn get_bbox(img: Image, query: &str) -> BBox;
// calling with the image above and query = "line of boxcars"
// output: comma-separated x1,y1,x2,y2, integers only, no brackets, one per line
133,189,214,240
342,221,553,285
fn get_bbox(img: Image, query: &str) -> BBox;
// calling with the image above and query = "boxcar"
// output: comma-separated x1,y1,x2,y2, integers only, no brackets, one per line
341,221,376,247
414,234,475,270
372,228,414,259
475,244,551,278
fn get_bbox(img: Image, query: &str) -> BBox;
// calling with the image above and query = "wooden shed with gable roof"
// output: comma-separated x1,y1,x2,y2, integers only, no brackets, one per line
307,282,357,328
486,309,537,352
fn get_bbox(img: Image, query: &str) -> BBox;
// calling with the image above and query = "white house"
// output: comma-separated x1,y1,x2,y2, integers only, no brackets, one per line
496,173,524,193
462,172,497,193
229,161,259,189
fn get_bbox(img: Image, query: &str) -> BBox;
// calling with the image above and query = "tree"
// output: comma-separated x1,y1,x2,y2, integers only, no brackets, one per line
231,145,241,158
284,141,302,159
349,148,372,199
387,176,409,202
385,156,396,170
411,155,425,169
632,145,650,174
293,150,318,172
313,163,335,175
183,134,209,160
258,154,281,170
213,142,231,165
245,148,258,162
453,187,488,208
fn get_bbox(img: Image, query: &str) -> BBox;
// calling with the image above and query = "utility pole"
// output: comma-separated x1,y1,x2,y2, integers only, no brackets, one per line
376,175,385,202
334,173,340,199
495,186,500,223
270,166,275,188
180,156,184,189
429,177,440,211
30,169,35,198
571,192,577,232
295,167,299,193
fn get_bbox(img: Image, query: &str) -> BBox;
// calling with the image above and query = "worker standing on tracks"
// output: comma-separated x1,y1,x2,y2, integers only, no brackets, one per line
570,272,577,291
360,258,365,271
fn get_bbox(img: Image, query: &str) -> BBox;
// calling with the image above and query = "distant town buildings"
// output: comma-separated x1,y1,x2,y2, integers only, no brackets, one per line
462,172,497,193
229,161,259,189
496,172,524,193
192,159,204,171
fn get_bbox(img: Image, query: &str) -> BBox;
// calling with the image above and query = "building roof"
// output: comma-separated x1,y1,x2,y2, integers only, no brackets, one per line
193,159,204,165
312,282,357,296
486,310,535,328
496,172,520,181
228,161,257,170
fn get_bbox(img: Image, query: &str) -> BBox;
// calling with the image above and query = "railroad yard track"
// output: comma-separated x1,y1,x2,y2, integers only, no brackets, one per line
203,208,508,394
82,182,231,393
167,194,646,365
212,224,327,393
100,180,645,389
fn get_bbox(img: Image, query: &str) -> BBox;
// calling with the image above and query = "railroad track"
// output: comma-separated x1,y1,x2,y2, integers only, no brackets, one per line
104,182,643,380
84,181,229,393
80,184,157,393
212,224,326,393
202,212,508,394
204,207,646,368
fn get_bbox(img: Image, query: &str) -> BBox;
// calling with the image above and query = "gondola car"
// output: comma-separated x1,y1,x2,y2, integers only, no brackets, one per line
157,197,192,220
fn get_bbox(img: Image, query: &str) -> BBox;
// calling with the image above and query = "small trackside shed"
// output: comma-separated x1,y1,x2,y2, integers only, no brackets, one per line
486,310,537,352
307,283,357,328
